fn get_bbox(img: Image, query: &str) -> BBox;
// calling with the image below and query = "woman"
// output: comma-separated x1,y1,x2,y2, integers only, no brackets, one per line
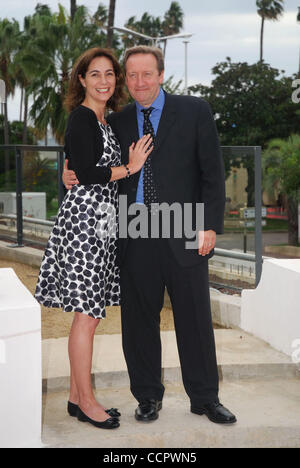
35,48,152,430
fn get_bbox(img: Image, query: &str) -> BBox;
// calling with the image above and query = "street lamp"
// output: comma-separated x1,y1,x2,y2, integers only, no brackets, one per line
183,40,189,95
111,26,193,50
112,26,155,45
0,79,10,187
0,79,5,111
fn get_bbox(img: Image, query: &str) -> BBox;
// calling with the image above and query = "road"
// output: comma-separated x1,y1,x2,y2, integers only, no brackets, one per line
216,231,289,256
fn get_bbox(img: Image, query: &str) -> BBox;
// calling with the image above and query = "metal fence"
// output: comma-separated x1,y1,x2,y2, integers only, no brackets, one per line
0,144,64,246
0,144,263,287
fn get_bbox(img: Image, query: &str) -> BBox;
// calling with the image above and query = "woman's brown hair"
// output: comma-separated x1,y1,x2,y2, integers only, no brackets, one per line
65,47,126,113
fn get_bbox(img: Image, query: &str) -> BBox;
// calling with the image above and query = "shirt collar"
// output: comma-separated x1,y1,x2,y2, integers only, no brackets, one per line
136,87,165,113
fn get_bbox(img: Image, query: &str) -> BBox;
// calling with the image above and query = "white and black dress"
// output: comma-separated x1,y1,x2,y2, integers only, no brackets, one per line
35,105,121,319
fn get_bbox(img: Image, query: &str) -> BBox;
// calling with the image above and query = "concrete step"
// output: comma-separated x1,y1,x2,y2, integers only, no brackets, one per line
42,379,300,448
42,329,300,392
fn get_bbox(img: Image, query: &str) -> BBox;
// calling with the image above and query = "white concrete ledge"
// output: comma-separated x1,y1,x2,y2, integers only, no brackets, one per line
0,240,43,268
210,289,241,328
241,259,300,357
0,268,42,448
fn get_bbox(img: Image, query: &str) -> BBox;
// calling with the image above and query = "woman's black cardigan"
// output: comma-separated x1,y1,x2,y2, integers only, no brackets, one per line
64,105,112,185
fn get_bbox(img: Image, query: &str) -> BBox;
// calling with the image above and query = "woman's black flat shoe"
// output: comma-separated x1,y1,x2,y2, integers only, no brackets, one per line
105,408,121,418
68,401,121,418
76,407,120,429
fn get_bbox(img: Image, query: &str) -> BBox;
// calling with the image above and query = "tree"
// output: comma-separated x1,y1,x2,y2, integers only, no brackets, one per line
93,3,108,28
22,5,106,143
0,18,20,187
123,13,161,48
189,58,300,205
106,0,116,48
22,153,57,210
11,14,38,144
70,0,77,22
0,116,37,189
189,58,299,147
256,0,284,61
262,135,300,245
163,75,184,95
161,2,183,55
34,3,52,16
122,2,183,51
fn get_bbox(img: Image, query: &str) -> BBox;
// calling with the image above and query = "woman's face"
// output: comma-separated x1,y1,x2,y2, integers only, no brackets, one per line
79,56,116,105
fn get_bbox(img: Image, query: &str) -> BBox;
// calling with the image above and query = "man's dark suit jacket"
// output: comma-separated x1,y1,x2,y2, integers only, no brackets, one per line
107,91,225,268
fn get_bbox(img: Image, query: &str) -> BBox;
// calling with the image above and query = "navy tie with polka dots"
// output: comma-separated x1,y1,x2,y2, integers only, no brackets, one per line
142,107,158,208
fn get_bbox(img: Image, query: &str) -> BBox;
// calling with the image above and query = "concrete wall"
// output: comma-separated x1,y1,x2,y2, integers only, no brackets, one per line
0,268,41,448
241,259,300,357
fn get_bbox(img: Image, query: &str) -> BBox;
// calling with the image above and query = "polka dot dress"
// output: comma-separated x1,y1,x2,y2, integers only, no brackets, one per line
34,123,121,319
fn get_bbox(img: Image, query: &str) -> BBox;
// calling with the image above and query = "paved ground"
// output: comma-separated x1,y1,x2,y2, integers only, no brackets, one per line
40,328,300,448
42,379,300,448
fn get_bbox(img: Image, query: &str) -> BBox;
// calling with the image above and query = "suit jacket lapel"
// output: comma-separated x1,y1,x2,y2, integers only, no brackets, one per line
153,92,176,157
124,103,139,145
121,103,141,189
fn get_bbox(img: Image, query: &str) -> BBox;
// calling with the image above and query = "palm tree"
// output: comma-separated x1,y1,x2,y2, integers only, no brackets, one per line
0,18,20,186
106,0,116,48
24,5,106,143
123,3,183,53
34,4,52,16
11,7,53,144
256,0,284,62
10,56,30,144
124,13,161,47
11,17,34,143
93,3,108,28
93,3,114,51
161,1,184,55
70,0,77,22
262,134,300,245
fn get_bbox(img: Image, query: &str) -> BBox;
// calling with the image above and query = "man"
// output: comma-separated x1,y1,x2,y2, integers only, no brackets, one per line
64,46,236,425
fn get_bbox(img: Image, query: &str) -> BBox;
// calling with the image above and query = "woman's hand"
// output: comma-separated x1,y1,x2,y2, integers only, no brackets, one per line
127,134,153,174
63,159,79,189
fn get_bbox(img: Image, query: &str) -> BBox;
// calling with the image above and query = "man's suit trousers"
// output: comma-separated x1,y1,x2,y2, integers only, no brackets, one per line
120,237,219,406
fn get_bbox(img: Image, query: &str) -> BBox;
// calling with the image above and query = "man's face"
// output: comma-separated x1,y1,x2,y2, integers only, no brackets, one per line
125,53,164,107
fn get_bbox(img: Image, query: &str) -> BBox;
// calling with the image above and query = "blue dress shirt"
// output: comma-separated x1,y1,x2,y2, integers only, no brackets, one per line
135,88,165,204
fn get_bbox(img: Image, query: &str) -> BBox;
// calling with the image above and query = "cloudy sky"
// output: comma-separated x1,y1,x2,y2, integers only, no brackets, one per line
2,0,300,121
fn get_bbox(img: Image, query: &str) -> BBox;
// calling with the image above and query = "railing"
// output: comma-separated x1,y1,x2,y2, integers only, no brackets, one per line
0,144,263,287
0,144,64,247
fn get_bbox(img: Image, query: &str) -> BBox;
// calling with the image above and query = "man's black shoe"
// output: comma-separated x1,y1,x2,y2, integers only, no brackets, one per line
135,399,162,422
191,401,237,424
